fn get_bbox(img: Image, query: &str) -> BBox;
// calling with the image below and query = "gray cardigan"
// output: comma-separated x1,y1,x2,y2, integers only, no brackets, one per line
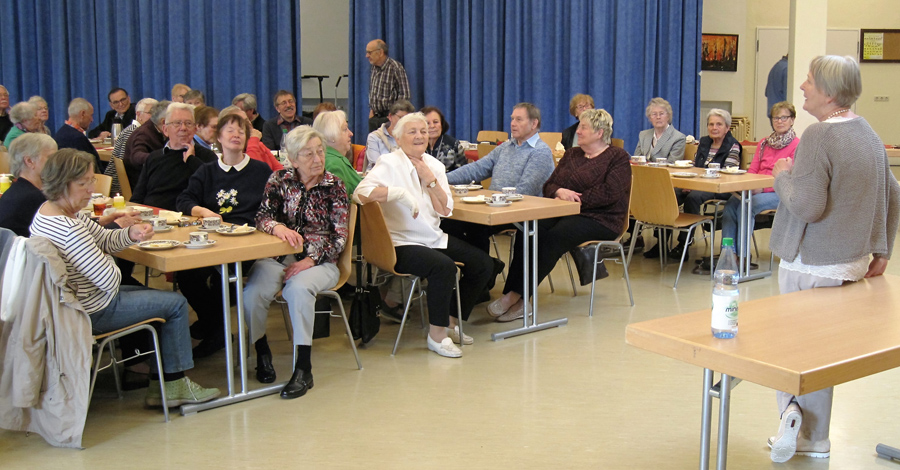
770,117,900,265
633,125,687,163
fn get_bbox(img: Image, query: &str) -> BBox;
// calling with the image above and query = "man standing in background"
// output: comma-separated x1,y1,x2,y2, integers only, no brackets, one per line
366,39,410,132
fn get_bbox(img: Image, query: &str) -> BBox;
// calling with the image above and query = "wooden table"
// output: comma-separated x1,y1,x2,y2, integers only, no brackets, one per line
625,274,900,469
449,190,580,340
665,166,775,281
92,141,113,162
116,221,297,414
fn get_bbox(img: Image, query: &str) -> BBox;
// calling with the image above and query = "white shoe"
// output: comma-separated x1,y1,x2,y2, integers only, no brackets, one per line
487,299,508,318
447,325,474,345
427,335,462,358
770,403,802,463
768,436,830,459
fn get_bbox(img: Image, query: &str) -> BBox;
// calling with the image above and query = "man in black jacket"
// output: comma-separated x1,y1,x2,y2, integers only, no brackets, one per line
88,87,136,139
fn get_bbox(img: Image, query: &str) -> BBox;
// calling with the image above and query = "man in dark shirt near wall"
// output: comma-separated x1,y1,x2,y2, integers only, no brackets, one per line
260,90,311,150
88,87,136,139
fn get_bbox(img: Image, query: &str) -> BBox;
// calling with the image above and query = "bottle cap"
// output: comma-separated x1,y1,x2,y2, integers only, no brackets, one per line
722,238,734,247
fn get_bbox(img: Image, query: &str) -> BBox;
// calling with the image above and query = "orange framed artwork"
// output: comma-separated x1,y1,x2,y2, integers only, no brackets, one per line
701,34,738,72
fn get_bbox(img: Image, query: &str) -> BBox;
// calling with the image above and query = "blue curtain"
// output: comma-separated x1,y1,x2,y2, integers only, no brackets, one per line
349,0,702,151
0,0,301,133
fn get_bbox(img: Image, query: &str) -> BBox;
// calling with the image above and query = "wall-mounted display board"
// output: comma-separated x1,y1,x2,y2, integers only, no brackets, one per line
861,30,900,62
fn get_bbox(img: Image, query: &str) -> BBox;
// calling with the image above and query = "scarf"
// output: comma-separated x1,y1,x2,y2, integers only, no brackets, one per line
65,119,86,134
762,127,796,152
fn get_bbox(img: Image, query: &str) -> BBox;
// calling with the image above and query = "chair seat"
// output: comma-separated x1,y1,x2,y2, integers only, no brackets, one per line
671,213,712,228
93,318,166,341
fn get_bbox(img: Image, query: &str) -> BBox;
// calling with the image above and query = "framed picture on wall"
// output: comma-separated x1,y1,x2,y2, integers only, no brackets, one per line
701,34,739,72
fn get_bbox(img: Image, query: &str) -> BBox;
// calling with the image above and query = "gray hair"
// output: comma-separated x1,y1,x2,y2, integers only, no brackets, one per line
9,102,37,124
390,99,415,116
284,125,325,165
513,102,541,130
165,102,195,122
392,112,428,138
27,96,47,109
232,93,258,112
136,97,159,113
149,100,171,125
579,109,614,145
218,105,245,120
183,89,205,104
707,108,732,128
645,97,673,124
40,148,95,201
809,55,862,108
67,98,92,118
312,110,348,147
8,133,57,177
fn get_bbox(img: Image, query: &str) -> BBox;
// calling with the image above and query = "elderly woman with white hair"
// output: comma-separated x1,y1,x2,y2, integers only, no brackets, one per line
27,96,52,135
0,133,58,236
242,126,349,398
634,97,686,163
313,110,360,195
3,102,43,148
355,113,492,358
765,55,900,464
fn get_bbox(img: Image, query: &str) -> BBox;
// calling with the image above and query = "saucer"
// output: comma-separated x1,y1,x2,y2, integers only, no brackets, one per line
183,240,217,249
504,194,524,201
217,226,256,236
198,226,222,232
461,196,487,204
700,174,720,179
720,168,747,175
465,184,483,190
138,240,180,250
671,172,697,178
486,201,512,208
152,225,174,232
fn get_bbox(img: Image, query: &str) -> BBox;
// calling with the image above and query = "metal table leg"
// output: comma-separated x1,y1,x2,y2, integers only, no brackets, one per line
700,368,714,470
737,189,773,283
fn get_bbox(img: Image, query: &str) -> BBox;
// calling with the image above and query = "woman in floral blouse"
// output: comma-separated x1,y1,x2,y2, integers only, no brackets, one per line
243,125,349,399
175,114,272,359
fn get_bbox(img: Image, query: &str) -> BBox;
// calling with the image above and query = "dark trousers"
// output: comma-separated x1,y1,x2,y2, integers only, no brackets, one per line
440,218,514,254
503,215,617,296
177,260,254,340
393,235,493,324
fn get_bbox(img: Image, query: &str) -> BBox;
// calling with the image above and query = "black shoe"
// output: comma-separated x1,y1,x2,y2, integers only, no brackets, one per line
121,369,150,391
379,303,403,323
643,243,660,259
668,244,689,261
192,335,226,359
487,258,505,290
280,369,314,399
477,291,491,304
632,235,645,251
255,353,276,383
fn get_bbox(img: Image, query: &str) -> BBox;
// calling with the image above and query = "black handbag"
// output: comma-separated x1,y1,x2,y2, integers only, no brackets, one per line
568,246,610,286
349,262,381,344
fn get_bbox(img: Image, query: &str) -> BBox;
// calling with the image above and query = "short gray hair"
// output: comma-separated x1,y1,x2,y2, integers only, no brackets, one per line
218,105,245,120
645,97,673,124
392,112,428,138
150,100,171,125
232,93,258,112
707,108,732,128
67,98,92,117
579,109,614,145
8,133,57,177
136,97,159,113
27,96,47,109
390,99,415,116
809,55,862,108
183,89,205,104
284,125,325,165
40,149,95,201
9,102,37,124
513,102,541,130
312,110,347,147
165,102,195,122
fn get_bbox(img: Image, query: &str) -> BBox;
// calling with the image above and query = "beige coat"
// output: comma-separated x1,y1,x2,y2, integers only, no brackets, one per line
0,236,92,448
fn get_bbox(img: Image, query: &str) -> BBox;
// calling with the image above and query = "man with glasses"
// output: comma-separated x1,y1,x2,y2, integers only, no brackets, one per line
366,39,410,132
261,90,312,150
0,85,12,141
88,88,136,139
130,103,216,210
55,98,103,171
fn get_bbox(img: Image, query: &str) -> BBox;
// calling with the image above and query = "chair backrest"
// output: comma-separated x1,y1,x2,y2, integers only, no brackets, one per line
476,143,496,159
616,180,634,241
476,130,508,143
684,142,699,160
359,201,400,275
740,145,756,170
630,165,681,226
94,174,113,197
351,144,366,172
112,157,132,201
539,132,562,150
0,151,9,174
611,138,625,149
332,203,358,289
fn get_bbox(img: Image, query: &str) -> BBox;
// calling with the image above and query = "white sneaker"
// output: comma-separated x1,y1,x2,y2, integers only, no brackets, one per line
770,403,802,463
427,335,462,358
768,436,830,459
447,325,474,345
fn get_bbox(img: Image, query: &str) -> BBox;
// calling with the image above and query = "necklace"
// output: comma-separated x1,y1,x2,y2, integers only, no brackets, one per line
825,108,849,120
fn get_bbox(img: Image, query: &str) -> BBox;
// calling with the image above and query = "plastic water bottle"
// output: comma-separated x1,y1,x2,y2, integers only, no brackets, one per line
711,237,739,338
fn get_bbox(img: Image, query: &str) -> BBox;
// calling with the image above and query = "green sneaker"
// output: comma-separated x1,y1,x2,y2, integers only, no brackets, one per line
146,377,221,408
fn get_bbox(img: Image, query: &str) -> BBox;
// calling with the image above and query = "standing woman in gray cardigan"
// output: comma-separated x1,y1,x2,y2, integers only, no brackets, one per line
767,55,900,464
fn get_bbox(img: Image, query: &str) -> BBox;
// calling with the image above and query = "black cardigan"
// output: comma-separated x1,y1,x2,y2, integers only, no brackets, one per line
693,131,742,168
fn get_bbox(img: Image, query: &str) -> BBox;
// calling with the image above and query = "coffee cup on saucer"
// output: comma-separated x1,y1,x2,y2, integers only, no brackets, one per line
452,185,468,196
502,187,516,196
189,232,209,245
202,217,221,230
150,217,167,230
490,193,507,204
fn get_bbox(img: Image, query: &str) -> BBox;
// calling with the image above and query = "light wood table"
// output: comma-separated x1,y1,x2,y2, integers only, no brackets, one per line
625,274,900,469
116,222,297,414
666,166,775,281
91,141,113,162
449,190,580,340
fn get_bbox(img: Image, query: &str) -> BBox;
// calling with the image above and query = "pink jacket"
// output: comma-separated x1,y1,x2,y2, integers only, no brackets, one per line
749,138,799,192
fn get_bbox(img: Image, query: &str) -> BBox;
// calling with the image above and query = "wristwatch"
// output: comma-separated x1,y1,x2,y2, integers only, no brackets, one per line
426,180,437,189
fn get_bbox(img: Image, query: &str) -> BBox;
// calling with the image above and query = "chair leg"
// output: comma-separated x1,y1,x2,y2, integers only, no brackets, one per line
564,253,577,297
547,273,555,293
108,341,123,399
454,268,464,348
752,232,760,260
674,227,696,288
490,235,507,281
279,298,293,343
320,291,362,369
146,326,169,421
626,221,643,267
619,246,634,306
392,277,420,356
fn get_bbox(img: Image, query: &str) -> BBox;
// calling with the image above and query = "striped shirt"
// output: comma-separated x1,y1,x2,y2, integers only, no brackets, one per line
30,207,134,314
368,57,410,116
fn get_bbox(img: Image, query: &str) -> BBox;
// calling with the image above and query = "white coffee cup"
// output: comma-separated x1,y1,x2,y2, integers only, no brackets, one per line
655,158,668,165
631,155,647,165
502,187,517,196
707,162,721,176
150,217,167,229
490,193,507,204
202,217,221,230
452,185,468,196
189,232,208,245
137,207,154,218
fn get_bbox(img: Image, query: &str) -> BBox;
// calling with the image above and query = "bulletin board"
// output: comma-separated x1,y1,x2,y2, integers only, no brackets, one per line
861,29,900,62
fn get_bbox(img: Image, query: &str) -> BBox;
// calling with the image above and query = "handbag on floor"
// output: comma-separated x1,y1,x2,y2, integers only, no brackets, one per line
568,246,610,286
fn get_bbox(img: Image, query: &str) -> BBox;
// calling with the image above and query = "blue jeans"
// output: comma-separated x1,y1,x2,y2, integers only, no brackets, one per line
89,285,193,374
720,192,780,258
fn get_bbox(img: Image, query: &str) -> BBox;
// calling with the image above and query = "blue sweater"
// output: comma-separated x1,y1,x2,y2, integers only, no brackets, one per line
445,134,554,196
176,157,273,225
55,124,102,171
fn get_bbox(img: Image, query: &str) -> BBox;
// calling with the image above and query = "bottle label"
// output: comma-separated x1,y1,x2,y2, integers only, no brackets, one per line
711,292,738,329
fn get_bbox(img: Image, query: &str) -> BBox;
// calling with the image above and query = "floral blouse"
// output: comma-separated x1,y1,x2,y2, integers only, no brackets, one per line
255,168,349,265
427,133,468,171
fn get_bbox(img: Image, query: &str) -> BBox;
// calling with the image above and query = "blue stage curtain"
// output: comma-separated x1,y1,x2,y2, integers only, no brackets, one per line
0,0,301,133
349,0,702,151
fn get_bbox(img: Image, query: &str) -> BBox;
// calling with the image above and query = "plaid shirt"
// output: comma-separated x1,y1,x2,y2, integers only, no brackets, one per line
255,168,349,265
369,57,410,116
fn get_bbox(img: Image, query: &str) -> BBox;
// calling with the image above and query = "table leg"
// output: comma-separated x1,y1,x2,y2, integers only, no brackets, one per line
221,264,235,396
492,219,568,341
716,374,733,470
737,190,772,283
700,368,713,470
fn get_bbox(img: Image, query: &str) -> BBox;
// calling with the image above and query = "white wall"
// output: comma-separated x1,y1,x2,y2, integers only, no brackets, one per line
299,0,350,110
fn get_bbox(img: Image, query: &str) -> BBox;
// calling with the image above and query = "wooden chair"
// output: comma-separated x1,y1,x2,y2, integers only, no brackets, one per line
740,145,757,170
94,174,113,197
627,165,714,287
611,138,625,149
684,142,699,160
539,132,562,150
90,318,169,421
477,143,496,159
360,201,463,355
276,204,362,369
476,130,508,143
112,157,132,201
351,143,366,172
750,209,777,270
0,151,9,173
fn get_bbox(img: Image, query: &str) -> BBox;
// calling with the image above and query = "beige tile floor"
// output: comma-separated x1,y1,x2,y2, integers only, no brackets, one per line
3,233,900,469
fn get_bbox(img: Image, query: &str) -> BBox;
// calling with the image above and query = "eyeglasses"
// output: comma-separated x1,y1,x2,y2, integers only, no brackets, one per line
110,97,129,106
772,115,794,122
575,104,592,111
167,120,195,128
75,177,97,188
295,148,325,160
365,49,380,55
276,99,295,107
650,112,668,118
